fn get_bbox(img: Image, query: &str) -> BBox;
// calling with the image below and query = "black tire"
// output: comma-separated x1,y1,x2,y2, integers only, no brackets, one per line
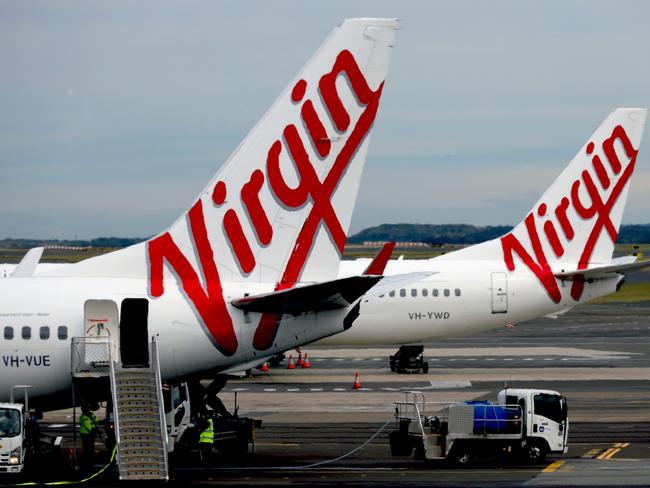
524,441,547,463
448,443,473,466
422,362,429,374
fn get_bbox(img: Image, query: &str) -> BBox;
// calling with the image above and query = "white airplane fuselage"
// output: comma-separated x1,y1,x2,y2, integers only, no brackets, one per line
0,277,351,402
326,256,620,345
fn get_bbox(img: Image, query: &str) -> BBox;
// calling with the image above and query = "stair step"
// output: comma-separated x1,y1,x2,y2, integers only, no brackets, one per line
119,442,164,449
117,402,158,409
117,410,160,416
120,473,167,480
120,430,162,442
120,430,162,437
121,455,166,463
115,380,155,385
121,447,165,454
121,460,166,467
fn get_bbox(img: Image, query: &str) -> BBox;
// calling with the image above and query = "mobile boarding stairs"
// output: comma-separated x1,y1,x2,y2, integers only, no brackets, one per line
71,336,169,481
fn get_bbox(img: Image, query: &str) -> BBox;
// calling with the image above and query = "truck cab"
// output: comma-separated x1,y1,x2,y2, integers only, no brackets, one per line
497,388,569,459
0,403,25,473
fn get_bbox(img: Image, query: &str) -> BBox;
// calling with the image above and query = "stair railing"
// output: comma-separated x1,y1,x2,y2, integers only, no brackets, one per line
151,335,169,479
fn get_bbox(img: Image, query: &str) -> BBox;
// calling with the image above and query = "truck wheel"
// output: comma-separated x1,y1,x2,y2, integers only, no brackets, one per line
422,362,429,374
525,441,547,463
448,444,472,466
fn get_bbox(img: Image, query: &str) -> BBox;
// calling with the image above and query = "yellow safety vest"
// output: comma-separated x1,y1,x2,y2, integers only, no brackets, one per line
199,418,214,444
79,413,97,435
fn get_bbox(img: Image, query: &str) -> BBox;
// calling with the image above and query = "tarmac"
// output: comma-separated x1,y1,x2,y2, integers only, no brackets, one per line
19,303,650,486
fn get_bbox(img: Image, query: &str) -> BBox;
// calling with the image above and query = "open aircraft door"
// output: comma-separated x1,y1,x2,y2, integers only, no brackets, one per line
84,299,120,363
119,298,150,368
491,272,508,314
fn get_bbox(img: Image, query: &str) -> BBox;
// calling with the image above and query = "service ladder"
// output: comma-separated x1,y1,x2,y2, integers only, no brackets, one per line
109,338,168,480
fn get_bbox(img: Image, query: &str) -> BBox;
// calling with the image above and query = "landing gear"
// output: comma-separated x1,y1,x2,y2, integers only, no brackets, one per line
189,376,233,420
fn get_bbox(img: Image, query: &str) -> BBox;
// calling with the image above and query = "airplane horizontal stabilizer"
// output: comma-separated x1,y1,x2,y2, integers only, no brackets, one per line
12,247,44,278
231,275,383,315
554,258,650,280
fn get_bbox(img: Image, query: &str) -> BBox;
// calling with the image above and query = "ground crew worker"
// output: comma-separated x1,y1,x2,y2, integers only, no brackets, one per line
198,417,215,463
79,406,99,468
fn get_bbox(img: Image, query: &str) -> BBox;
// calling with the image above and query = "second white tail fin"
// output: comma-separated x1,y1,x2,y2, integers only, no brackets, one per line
446,108,647,303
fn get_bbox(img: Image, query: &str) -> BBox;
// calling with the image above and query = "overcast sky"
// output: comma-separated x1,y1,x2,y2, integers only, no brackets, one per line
1,0,649,239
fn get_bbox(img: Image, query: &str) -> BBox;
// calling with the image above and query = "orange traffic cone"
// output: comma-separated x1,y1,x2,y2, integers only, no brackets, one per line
260,362,269,372
352,371,362,389
297,351,303,367
287,354,295,370
302,353,311,369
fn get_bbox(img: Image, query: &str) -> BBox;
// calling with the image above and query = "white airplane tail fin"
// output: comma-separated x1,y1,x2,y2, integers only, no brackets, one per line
50,18,397,284
148,17,397,288
447,108,646,303
503,108,646,268
44,18,397,354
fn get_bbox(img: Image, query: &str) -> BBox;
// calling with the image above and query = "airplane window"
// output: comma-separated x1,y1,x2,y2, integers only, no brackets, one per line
57,326,68,340
400,289,406,297
379,294,385,298
422,289,428,297
411,289,417,297
4,327,13,340
455,288,461,297
432,289,439,297
444,289,450,297
40,326,50,340
22,326,31,340
389,290,395,297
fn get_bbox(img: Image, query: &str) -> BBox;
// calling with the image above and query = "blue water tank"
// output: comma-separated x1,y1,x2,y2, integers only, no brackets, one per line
464,401,508,434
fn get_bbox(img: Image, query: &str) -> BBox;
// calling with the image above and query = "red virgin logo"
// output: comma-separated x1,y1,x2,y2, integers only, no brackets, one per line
148,50,385,355
501,125,639,303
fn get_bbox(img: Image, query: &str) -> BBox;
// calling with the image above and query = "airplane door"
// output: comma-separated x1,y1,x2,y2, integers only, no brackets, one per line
84,299,120,362
119,298,150,368
491,272,508,314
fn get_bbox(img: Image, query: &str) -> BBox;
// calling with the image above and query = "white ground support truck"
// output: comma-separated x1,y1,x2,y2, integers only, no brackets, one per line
389,388,569,465
0,386,62,475
0,402,26,473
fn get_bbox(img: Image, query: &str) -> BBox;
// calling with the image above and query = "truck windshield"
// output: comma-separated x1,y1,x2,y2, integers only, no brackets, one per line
0,408,21,437
533,393,566,424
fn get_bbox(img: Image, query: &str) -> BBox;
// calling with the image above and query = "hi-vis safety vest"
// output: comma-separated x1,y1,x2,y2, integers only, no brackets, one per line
199,418,214,444
79,413,98,435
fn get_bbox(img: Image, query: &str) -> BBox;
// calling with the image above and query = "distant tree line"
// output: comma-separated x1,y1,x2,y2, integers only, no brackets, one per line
0,237,147,249
347,223,650,245
3,223,650,249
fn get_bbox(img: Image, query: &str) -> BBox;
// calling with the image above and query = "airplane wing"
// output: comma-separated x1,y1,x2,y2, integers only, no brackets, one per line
232,275,383,315
231,271,433,315
554,258,650,280
12,247,44,277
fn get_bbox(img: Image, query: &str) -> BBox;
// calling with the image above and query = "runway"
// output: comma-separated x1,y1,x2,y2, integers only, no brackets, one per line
33,302,650,486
